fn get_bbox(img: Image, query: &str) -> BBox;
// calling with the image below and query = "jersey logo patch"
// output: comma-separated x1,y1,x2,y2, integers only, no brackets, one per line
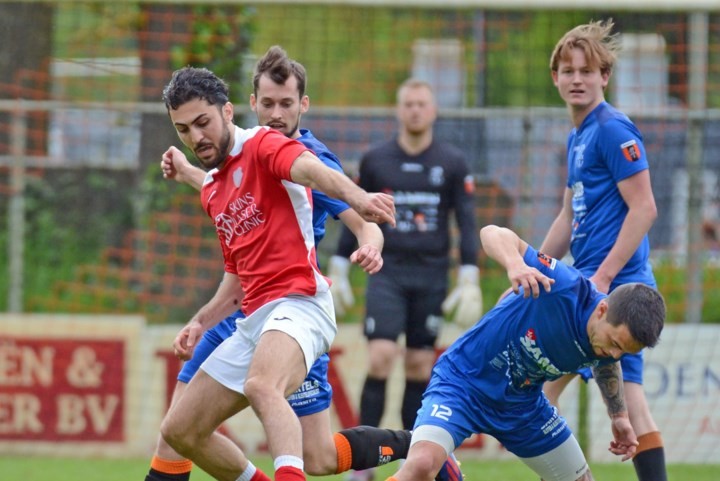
233,167,243,187
621,140,641,162
537,251,557,269
429,166,445,186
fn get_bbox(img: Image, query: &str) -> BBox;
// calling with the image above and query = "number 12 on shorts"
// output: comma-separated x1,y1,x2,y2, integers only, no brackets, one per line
430,404,452,421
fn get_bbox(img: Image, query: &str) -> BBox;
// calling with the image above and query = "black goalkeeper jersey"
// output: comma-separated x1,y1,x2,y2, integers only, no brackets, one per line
336,137,479,269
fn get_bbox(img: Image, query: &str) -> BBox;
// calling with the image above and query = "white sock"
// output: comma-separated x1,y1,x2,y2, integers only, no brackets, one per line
274,454,304,471
236,461,257,481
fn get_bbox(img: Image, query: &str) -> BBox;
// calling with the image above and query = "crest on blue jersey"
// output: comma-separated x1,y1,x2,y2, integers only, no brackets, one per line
620,140,641,162
537,252,557,269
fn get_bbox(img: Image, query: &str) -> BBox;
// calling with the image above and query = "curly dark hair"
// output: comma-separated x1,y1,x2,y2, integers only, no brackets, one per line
162,66,230,112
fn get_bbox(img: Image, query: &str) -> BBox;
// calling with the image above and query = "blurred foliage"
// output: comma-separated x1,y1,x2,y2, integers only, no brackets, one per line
2,4,719,321
0,169,135,312
654,259,720,324
54,3,140,58
169,5,257,103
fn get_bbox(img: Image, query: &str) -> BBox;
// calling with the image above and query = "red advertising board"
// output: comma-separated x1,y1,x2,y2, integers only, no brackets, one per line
0,337,124,441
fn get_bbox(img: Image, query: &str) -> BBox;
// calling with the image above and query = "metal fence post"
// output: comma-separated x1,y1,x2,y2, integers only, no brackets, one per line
684,12,708,324
7,104,27,313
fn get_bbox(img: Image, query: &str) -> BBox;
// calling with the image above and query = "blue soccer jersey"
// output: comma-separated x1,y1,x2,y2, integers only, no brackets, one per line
415,245,619,456
433,245,615,408
566,102,654,286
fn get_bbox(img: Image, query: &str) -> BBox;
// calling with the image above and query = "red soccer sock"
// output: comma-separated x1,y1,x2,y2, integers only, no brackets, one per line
275,465,305,481
250,469,272,481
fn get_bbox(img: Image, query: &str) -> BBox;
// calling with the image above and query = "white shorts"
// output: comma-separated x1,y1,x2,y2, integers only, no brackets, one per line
200,291,336,394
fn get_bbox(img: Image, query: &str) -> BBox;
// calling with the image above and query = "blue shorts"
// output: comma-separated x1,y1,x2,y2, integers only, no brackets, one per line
578,350,644,384
415,374,572,459
177,313,240,383
177,310,332,416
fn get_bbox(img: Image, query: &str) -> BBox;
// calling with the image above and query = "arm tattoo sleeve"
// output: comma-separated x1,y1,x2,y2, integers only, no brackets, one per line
592,362,626,416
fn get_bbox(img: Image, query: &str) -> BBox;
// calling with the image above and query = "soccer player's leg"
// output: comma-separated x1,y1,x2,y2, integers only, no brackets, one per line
295,354,337,475
176,314,273,481
161,368,255,480
403,277,446,430
407,280,462,481
621,352,667,481
293,352,413,476
507,399,591,481
334,426,413,475
434,452,463,481
359,269,407,427
144,314,239,481
388,380,469,481
247,294,337,481
349,272,407,481
146,382,193,481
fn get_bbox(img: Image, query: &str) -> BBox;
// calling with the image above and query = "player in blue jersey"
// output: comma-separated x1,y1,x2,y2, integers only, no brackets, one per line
145,46,461,481
383,224,665,481
540,20,667,481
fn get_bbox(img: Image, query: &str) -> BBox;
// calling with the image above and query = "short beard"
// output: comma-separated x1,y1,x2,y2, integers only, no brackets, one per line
199,124,232,170
283,120,299,139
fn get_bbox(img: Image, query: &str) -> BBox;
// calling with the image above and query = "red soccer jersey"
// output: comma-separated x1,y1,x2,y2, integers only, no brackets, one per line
201,126,330,314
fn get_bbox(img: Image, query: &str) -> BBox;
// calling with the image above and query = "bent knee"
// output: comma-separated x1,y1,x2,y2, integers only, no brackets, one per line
302,449,336,476
402,455,440,480
160,418,194,456
243,376,277,403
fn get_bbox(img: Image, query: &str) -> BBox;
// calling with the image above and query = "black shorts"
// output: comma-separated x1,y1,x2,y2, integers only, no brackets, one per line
363,264,448,349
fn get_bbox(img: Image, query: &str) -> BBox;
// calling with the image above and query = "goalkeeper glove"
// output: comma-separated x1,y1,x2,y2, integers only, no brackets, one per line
327,255,355,316
442,264,483,328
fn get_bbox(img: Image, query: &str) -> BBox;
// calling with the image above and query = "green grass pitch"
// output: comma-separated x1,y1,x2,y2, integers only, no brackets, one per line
1,456,718,480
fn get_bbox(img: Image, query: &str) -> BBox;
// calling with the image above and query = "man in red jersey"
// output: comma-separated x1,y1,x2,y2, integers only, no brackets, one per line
158,66,395,481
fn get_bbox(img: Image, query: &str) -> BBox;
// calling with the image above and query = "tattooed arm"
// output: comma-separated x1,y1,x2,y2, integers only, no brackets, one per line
593,362,626,415
592,362,638,461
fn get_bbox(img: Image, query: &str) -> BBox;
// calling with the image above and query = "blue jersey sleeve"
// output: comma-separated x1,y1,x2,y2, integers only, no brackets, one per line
522,244,576,291
300,130,351,221
597,116,649,183
299,130,351,246
312,151,351,219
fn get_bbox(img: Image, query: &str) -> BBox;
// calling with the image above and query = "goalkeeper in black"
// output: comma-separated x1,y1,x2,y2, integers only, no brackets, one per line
328,78,480,481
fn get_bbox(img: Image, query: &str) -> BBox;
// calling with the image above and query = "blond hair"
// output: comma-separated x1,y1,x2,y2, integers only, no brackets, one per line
549,19,621,75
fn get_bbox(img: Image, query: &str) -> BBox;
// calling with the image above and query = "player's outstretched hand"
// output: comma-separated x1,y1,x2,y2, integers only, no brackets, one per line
608,415,638,461
350,244,383,275
506,263,554,298
354,193,396,227
173,320,203,361
161,146,194,182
